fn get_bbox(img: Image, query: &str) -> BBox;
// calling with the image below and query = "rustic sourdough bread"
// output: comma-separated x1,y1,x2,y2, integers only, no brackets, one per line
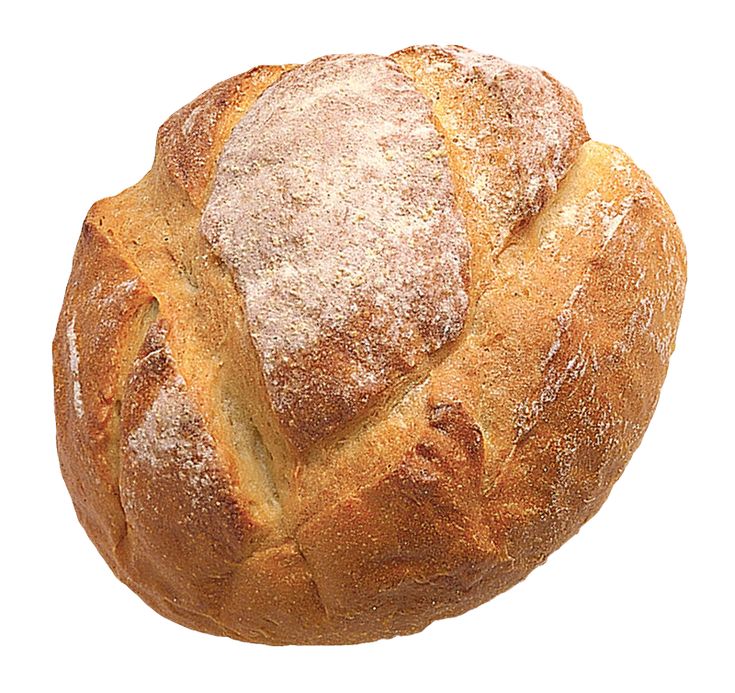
53,45,686,644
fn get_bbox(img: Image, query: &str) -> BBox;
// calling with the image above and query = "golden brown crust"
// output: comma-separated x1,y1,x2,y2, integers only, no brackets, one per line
296,432,491,616
53,221,158,562
118,319,265,615
54,46,686,645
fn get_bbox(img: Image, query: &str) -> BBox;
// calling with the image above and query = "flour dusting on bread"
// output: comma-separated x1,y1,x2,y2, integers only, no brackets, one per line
66,314,84,418
126,372,218,514
446,45,585,212
393,45,588,255
200,54,470,445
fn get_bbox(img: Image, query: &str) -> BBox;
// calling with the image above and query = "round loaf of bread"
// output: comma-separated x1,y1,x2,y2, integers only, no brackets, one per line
53,45,686,645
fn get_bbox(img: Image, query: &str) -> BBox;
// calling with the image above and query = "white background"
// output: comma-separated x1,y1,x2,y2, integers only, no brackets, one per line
2,1,732,691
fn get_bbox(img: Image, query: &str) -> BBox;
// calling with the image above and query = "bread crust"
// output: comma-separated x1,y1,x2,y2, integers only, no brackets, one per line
53,45,686,644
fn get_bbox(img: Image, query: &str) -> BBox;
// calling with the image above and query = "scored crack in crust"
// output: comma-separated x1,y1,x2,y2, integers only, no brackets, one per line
53,45,686,644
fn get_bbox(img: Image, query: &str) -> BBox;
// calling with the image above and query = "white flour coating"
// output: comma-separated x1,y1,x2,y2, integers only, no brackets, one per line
513,164,681,443
66,314,83,418
542,283,585,368
560,190,634,245
181,105,203,137
200,54,470,440
425,46,588,249
514,278,590,442
125,371,220,518
514,178,641,441
615,297,654,356
449,46,573,178
100,277,139,306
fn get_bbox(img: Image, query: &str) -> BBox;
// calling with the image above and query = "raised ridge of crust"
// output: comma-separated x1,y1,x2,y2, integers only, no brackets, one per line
392,45,589,278
53,222,159,559
200,53,472,448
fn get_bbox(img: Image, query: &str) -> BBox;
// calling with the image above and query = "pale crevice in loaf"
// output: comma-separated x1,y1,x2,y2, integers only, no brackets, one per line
200,53,471,448
220,391,282,517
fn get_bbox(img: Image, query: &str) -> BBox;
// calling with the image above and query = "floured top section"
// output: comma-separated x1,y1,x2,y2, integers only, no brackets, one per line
445,46,587,241
393,45,588,254
200,54,470,447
